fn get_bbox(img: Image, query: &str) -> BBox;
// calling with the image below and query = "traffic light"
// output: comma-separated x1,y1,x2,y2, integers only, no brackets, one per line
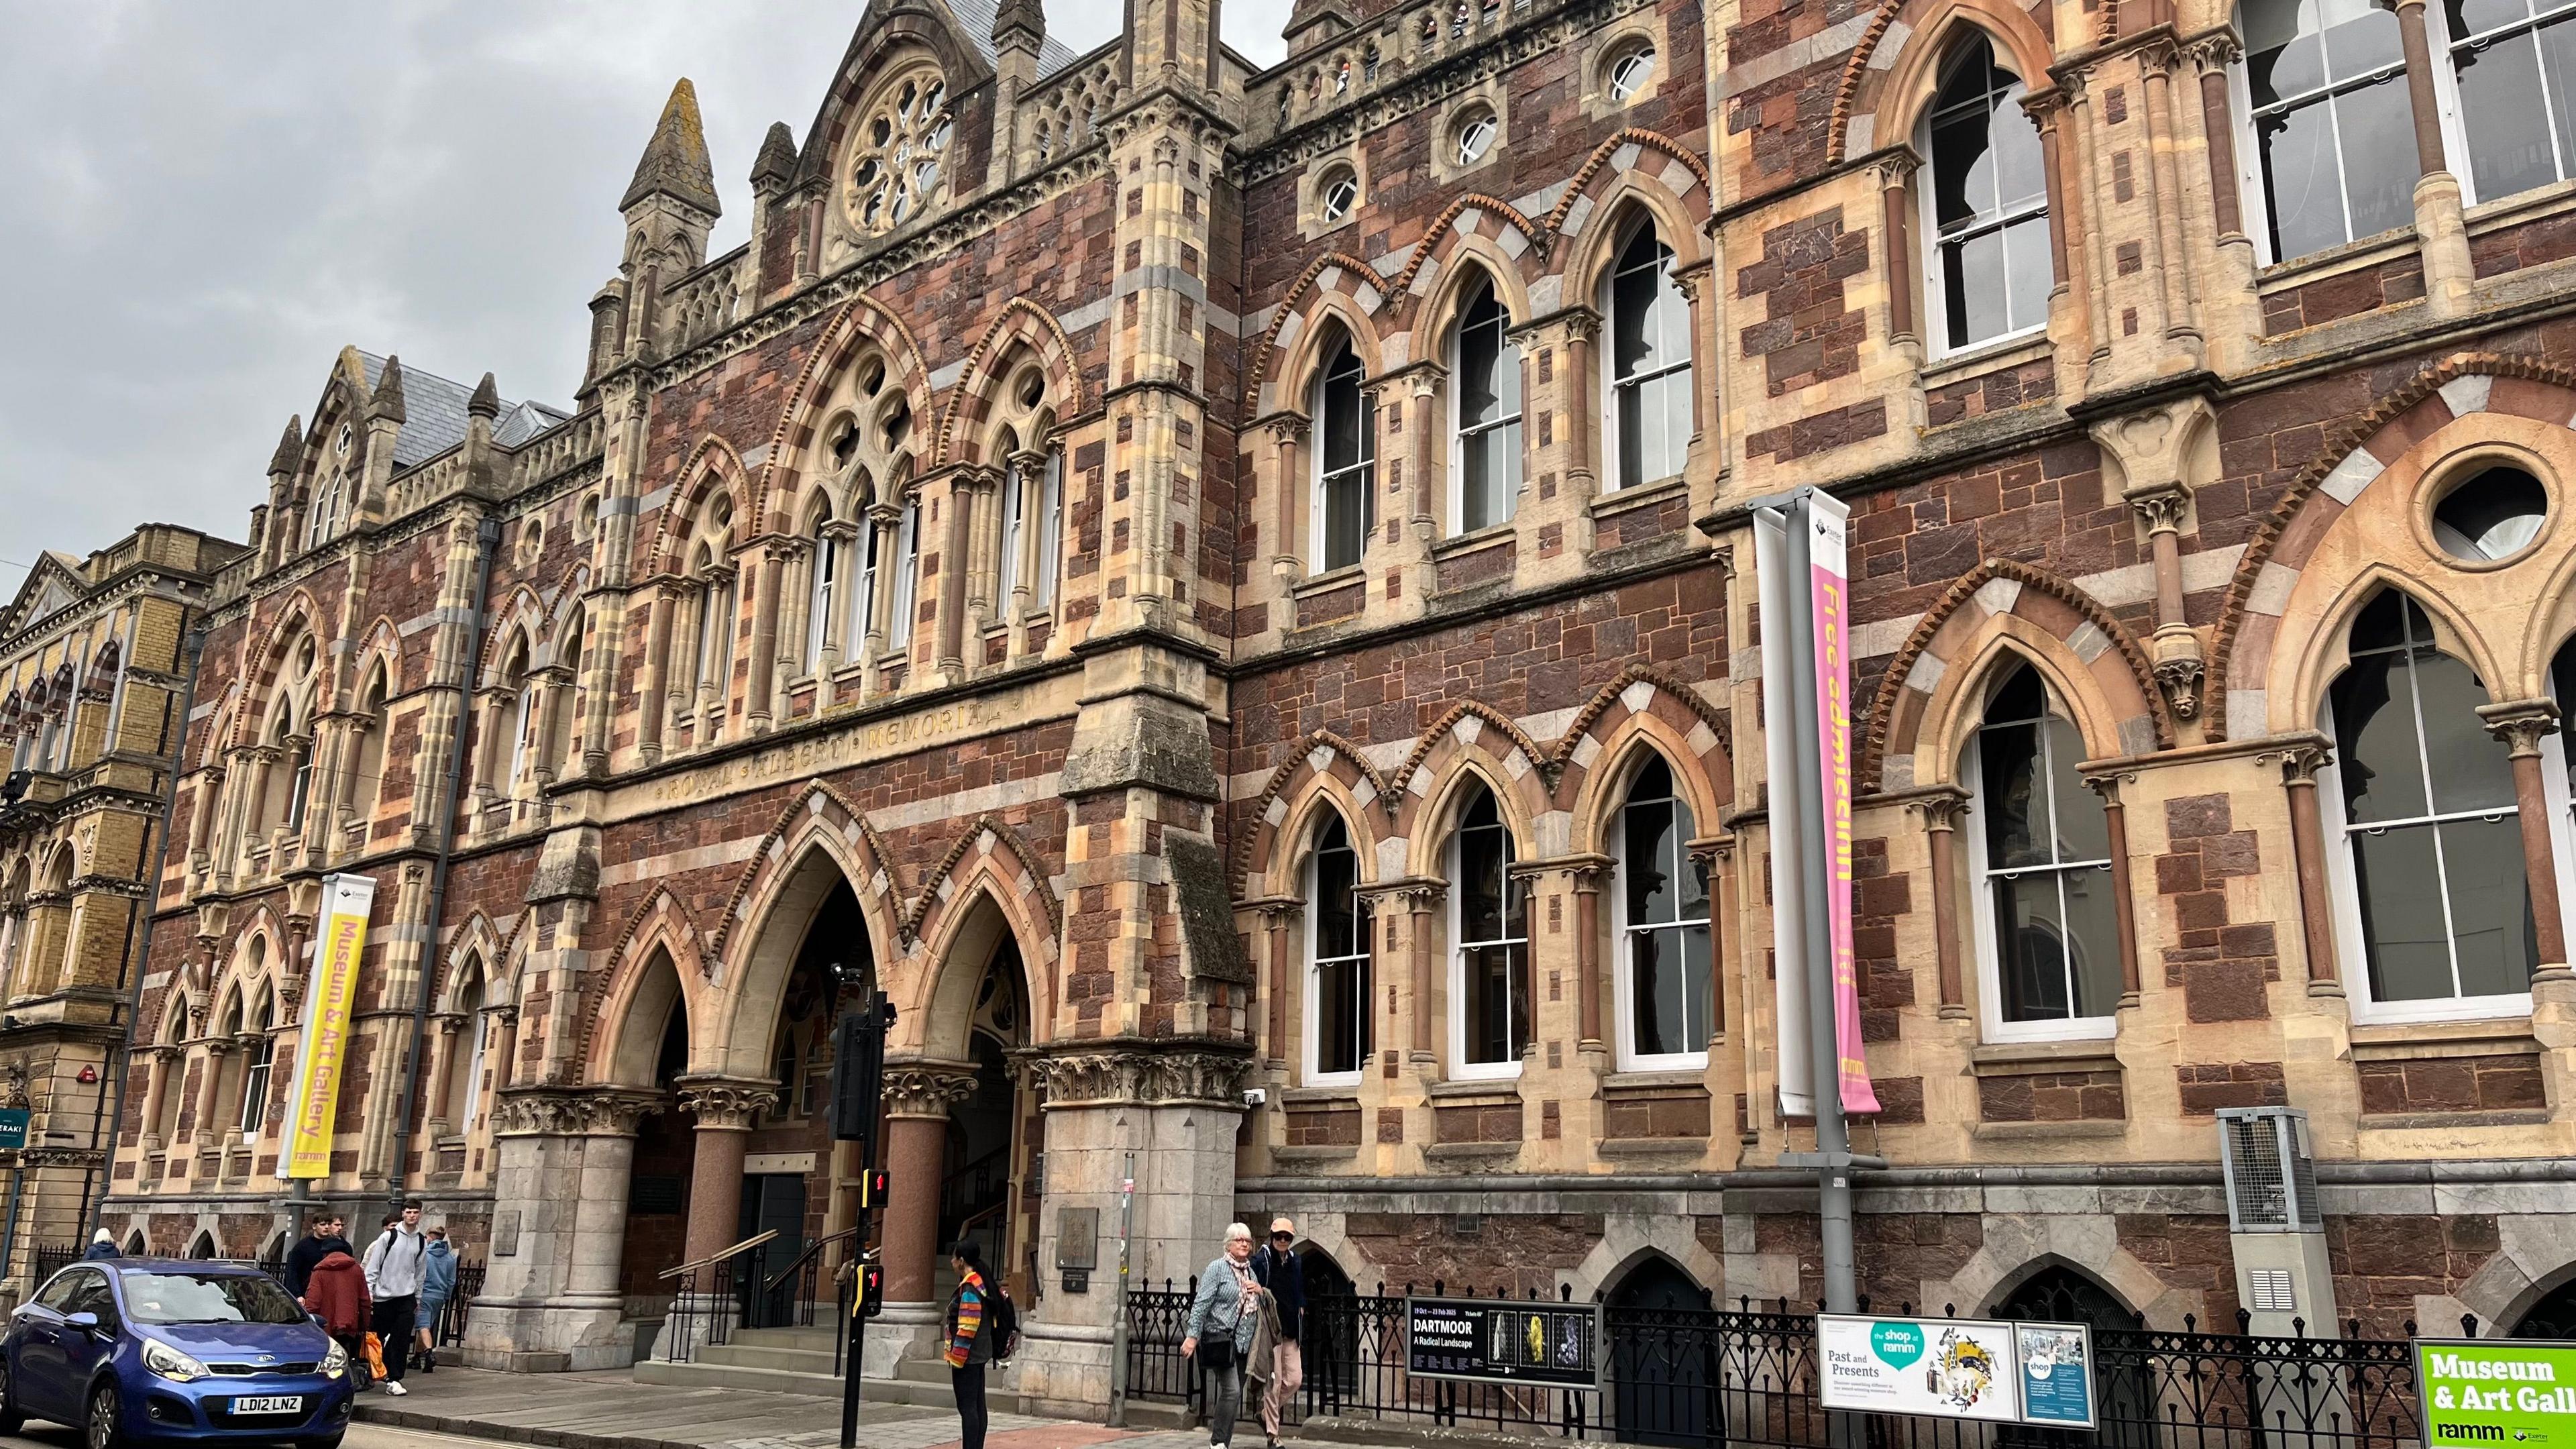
830,996,895,1144
858,1260,886,1319
859,1167,890,1209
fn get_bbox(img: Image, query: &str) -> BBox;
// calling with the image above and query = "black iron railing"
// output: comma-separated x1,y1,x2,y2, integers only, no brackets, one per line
32,1244,78,1287
659,1248,763,1364
433,1258,486,1347
1124,1285,2435,1449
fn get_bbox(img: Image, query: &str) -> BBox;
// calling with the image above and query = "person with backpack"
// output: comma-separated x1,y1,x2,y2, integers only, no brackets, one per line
360,1204,429,1397
944,1240,1007,1449
1179,1223,1265,1449
413,1226,456,1373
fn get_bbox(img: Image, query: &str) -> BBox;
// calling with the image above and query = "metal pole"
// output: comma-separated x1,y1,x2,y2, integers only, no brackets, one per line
1781,490,1858,1317
842,990,888,1449
1107,1151,1136,1428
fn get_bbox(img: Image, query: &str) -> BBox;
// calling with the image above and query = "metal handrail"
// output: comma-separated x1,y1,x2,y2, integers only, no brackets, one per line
656,1229,779,1281
763,1225,861,1295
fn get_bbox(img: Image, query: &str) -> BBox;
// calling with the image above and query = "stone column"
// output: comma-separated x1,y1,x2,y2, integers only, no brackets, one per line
2188,37,2249,242
193,1040,233,1146
1566,859,1612,1054
2480,701,2569,977
2127,483,2206,722
425,1016,466,1136
748,541,790,731
936,471,980,682
1258,903,1299,1069
2395,0,2477,307
2086,773,2146,1006
638,580,676,764
1877,155,1919,356
1267,418,1309,617
468,1089,661,1372
1561,313,1599,498
879,1067,975,1304
1919,793,1970,1018
141,1047,176,1150
2277,742,2342,994
1397,883,1446,1065
1689,839,1729,1040
675,1077,780,1271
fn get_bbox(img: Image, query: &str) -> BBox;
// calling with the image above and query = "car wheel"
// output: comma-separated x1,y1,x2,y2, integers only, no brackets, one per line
87,1381,122,1449
0,1354,24,1434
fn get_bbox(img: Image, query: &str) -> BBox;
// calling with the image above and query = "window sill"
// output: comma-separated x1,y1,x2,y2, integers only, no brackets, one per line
1601,1070,1711,1095
1919,332,2052,391
2467,176,2576,241
1591,474,1686,523
1281,1084,1364,1106
1292,565,1368,599
1273,1142,1364,1164
1422,1140,1521,1162
1968,1038,2121,1077
2347,1018,2541,1062
2359,1107,2551,1131
2257,225,2416,293
1426,1077,1521,1101
1971,1118,2127,1142
2347,994,2534,1030
1597,1134,1709,1158
1432,523,1515,559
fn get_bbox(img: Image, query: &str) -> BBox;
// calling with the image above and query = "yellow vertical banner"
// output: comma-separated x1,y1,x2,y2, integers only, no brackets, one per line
282,873,376,1180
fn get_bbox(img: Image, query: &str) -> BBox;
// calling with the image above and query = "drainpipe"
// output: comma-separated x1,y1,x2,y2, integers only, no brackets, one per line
81,613,211,1242
388,515,502,1210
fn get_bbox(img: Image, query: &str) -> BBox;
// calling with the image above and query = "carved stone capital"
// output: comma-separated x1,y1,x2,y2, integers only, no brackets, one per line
1913,790,1970,832
675,1075,782,1130
1263,415,1311,447
491,1087,662,1138
2183,32,2245,71
2127,482,2192,537
1022,1038,1254,1108
1871,150,1921,191
2155,655,2207,721
2273,741,2332,787
881,1065,979,1118
2479,699,2562,759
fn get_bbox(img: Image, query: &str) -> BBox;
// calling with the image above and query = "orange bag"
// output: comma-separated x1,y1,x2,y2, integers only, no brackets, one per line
363,1332,386,1380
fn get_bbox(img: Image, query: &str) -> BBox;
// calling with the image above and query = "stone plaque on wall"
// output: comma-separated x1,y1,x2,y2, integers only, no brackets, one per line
494,1209,521,1257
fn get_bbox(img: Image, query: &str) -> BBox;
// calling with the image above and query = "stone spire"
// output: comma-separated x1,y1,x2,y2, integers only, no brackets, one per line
467,372,500,419
368,356,408,424
750,122,798,193
267,416,304,476
621,78,722,217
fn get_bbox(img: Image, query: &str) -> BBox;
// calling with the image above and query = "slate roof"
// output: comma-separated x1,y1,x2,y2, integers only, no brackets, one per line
356,352,571,469
940,0,1083,76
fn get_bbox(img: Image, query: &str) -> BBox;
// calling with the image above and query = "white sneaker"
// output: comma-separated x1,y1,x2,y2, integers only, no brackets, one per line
384,1382,409,1397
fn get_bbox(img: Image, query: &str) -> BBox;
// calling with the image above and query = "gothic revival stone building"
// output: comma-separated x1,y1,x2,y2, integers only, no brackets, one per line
0,525,235,1307
89,0,2576,1410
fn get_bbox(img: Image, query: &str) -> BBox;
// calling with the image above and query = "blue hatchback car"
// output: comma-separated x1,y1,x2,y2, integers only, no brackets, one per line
0,1258,352,1449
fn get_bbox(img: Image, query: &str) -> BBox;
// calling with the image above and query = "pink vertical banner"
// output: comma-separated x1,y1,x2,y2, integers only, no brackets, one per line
1805,496,1878,1116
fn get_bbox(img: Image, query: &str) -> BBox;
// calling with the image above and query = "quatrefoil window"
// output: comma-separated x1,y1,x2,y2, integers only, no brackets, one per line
847,68,953,235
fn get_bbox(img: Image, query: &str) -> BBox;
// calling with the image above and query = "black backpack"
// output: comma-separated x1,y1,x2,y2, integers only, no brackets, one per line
985,1282,1020,1360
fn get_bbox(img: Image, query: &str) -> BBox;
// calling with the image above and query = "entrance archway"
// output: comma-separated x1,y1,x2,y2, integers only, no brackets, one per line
612,950,698,1308
1605,1256,1717,1449
1993,1264,2151,1449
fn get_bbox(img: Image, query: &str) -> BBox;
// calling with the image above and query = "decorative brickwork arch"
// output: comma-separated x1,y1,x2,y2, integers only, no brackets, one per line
902,813,1062,949
704,778,902,963
583,889,712,1086
437,912,513,1014
757,294,937,529
1550,133,1713,300
906,863,1059,1059
1828,0,2062,165
1862,558,2169,791
1398,708,1556,875
799,15,992,195
1245,253,1389,417
1405,245,1542,374
477,589,549,687
1235,729,1395,892
933,298,1090,468
647,436,755,578
1385,196,1548,315
345,617,404,703
1554,665,1733,830
1260,777,1389,908
2208,354,2576,738
1563,704,1732,858
1947,1242,2188,1328
230,590,328,750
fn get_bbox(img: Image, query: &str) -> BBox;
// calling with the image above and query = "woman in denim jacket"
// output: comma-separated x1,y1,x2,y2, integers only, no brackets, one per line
1179,1223,1264,1449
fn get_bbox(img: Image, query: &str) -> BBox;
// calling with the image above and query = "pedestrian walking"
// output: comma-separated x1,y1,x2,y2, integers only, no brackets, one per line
284,1213,352,1303
81,1228,121,1260
1179,1223,1265,1449
306,1248,372,1387
360,1203,429,1397
413,1226,455,1373
1248,1218,1306,1448
944,1240,996,1449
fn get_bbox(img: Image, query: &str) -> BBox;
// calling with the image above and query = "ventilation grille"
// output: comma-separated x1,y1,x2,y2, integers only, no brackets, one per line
2247,1269,2298,1314
2216,1107,2321,1232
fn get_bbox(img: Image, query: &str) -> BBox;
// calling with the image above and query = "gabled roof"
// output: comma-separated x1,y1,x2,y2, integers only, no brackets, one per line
1,550,92,639
355,352,570,468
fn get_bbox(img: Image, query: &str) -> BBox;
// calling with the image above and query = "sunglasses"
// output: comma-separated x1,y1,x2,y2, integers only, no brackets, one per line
1271,1231,1294,1240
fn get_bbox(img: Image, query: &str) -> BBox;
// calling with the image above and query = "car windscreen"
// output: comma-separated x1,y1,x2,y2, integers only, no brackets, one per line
117,1272,307,1326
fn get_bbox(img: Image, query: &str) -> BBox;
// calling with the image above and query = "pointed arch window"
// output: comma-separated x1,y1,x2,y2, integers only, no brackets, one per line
889,496,921,651
849,499,885,650
999,450,1063,612
806,504,839,672
2323,592,2534,1018
1964,664,2121,1039
1315,340,1376,572
502,635,536,792
1450,787,1531,1077
2235,0,2418,262
1306,815,1373,1083
1922,34,2052,354
1450,277,1523,534
238,991,274,1136
352,665,390,821
1605,219,1693,490
1615,756,1715,1067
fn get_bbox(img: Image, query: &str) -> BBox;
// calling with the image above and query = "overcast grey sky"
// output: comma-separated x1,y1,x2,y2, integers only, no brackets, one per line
0,1,1289,599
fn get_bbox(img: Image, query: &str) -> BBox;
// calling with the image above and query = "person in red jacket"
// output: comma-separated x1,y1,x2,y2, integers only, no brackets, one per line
305,1250,372,1385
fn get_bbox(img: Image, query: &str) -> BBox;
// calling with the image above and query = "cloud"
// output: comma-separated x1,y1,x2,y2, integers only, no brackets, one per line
0,0,1289,596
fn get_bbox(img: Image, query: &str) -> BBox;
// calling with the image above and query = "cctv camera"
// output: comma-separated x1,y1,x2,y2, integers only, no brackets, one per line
1242,1087,1267,1108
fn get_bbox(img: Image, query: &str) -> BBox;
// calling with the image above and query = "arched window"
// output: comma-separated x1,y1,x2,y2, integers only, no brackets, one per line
448,967,488,1132
1615,757,1714,1068
500,633,535,792
549,612,584,776
999,449,1064,612
2324,592,2533,1016
849,491,885,651
1306,814,1373,1083
1314,339,1375,572
352,664,389,821
806,504,839,672
1450,276,1523,534
238,989,274,1136
189,1230,218,1260
1604,219,1692,490
1922,34,2051,353
2237,0,2417,262
1966,664,2121,1038
1450,786,1530,1077
889,496,921,650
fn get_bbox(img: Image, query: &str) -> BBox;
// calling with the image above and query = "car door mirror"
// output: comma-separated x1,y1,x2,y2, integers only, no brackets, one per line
64,1311,101,1333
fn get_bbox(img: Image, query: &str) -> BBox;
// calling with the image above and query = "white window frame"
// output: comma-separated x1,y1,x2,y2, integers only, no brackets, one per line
1611,763,1714,1071
850,517,883,649
460,1010,491,1136
1312,346,1376,573
2425,0,2576,212
1033,450,1062,609
2228,0,2419,265
1962,694,2120,1044
889,499,920,649
1000,458,1027,606
1918,38,2052,358
1447,796,1528,1081
238,1006,273,1140
1448,280,1523,537
806,519,839,671
506,684,535,791
1600,222,1694,492
1303,823,1372,1087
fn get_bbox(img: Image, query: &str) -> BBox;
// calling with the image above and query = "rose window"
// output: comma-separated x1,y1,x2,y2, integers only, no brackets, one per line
847,70,953,235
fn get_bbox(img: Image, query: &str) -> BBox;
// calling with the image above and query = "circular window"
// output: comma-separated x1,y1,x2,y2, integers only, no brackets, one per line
577,494,600,541
1607,42,1656,102
1319,170,1359,223
1016,370,1046,409
2432,464,2551,561
521,519,545,565
1454,111,1497,166
845,68,952,235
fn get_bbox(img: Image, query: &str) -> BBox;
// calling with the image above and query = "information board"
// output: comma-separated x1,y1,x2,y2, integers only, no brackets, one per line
1404,1297,1602,1389
0,1106,25,1150
2419,1338,2576,1449
1819,1314,2095,1428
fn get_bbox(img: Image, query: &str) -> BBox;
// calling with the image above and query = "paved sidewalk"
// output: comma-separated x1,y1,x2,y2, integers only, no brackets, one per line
351,1368,1215,1449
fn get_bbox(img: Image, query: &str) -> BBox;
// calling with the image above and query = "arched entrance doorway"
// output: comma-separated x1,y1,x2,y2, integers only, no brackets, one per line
1605,1256,1716,1449
2512,1277,2576,1337
939,943,1028,1279
1298,1248,1360,1410
612,950,699,1324
1994,1265,2151,1449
